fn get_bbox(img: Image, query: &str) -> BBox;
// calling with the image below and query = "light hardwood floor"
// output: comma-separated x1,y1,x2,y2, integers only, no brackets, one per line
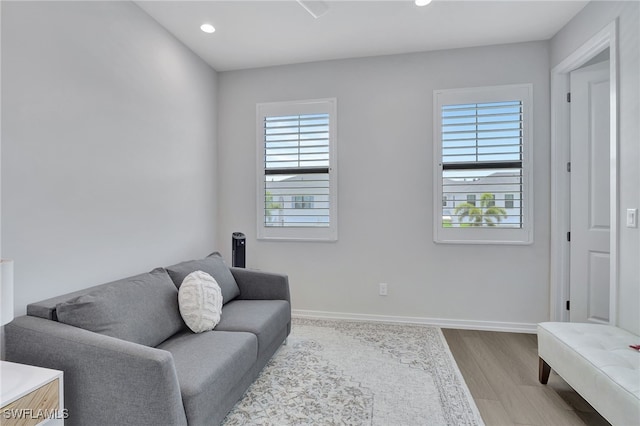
442,329,611,426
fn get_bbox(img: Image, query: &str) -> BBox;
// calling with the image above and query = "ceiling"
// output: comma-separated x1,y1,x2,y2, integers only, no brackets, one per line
136,1,588,72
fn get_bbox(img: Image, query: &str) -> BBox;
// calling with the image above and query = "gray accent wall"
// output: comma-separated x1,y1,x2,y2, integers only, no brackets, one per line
1,1,218,315
217,42,551,328
551,1,640,334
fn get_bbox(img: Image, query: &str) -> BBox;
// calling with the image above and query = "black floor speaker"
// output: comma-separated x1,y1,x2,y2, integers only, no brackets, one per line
232,232,246,268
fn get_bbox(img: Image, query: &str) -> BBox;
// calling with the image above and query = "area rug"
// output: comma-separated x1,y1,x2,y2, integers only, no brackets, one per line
223,318,484,425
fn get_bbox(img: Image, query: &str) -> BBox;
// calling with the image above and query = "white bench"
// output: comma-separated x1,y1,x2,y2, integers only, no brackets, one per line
538,322,640,425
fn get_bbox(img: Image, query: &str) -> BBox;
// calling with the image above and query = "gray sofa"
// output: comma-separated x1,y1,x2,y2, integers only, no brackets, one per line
5,253,291,426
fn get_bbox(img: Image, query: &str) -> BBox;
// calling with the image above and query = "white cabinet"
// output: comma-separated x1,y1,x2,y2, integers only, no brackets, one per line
0,361,64,425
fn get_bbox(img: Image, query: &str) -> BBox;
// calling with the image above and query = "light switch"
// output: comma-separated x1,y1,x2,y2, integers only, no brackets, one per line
626,209,638,228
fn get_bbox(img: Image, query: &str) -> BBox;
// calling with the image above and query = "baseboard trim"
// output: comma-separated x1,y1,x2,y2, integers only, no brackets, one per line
292,309,538,334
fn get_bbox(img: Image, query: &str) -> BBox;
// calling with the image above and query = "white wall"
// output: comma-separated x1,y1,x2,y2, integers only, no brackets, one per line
1,1,218,316
217,42,551,331
550,1,640,334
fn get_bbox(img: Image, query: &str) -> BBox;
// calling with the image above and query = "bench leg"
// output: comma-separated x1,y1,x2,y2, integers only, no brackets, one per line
539,357,551,384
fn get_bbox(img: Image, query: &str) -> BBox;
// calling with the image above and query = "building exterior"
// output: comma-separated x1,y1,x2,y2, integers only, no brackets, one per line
442,171,522,227
265,174,330,227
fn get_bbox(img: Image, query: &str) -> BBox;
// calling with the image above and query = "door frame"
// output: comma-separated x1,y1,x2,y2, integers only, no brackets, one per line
549,20,618,324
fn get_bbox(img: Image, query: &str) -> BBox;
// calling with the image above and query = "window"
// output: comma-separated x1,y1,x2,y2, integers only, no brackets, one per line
433,84,533,244
257,98,337,241
505,193,515,209
293,195,314,209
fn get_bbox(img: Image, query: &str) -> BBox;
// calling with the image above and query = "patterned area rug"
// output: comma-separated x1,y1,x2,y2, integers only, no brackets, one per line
223,318,484,425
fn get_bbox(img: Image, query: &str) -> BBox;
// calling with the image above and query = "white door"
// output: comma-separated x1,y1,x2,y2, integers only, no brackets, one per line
569,60,610,324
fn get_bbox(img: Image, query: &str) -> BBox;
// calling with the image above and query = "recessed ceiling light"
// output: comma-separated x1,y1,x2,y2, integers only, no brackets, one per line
200,23,216,34
415,0,432,6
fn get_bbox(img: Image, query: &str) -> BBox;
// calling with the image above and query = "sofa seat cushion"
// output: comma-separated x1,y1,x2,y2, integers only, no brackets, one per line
156,330,258,424
166,252,240,304
216,299,290,356
55,268,185,347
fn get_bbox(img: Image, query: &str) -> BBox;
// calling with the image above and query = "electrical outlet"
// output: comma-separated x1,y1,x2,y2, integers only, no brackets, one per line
379,283,388,296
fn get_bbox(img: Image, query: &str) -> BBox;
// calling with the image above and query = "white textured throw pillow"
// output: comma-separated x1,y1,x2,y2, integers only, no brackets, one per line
178,270,223,333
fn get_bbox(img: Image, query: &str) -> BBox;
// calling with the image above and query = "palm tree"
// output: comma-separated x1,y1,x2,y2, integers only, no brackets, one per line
454,193,507,227
265,191,283,223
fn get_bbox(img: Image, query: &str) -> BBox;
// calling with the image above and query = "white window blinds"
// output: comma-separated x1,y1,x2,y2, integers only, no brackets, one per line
441,100,523,229
434,84,533,244
263,113,330,228
257,99,337,241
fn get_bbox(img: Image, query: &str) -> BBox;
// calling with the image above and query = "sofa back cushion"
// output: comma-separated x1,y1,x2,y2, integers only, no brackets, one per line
56,268,185,347
165,252,240,304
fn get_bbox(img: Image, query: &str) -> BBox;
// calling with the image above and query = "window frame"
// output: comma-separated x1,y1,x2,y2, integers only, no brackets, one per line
256,98,338,242
433,84,533,245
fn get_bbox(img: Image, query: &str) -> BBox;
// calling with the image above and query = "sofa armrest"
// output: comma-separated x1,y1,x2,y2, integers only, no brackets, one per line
230,267,290,303
5,316,187,426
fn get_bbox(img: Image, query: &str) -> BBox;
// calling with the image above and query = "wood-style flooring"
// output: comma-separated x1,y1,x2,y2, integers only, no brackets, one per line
442,329,611,426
